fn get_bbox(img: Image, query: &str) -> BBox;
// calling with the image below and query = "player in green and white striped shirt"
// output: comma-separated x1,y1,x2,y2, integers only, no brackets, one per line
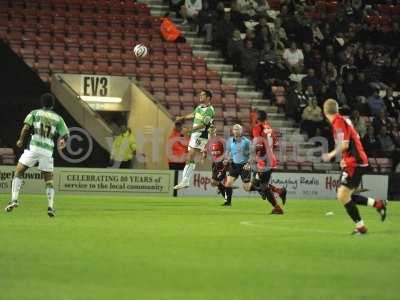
174,90,215,190
5,93,69,217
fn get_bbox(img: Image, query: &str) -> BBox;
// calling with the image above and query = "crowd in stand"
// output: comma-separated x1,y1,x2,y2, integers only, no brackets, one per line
168,0,400,171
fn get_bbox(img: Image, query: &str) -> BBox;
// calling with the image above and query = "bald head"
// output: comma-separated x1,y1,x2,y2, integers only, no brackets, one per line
323,99,339,121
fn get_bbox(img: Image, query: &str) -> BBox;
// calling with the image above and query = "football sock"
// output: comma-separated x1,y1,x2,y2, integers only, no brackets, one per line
11,176,23,202
225,187,233,203
265,188,278,207
351,194,368,206
372,198,383,209
182,161,195,185
217,182,225,198
344,201,362,224
45,181,55,209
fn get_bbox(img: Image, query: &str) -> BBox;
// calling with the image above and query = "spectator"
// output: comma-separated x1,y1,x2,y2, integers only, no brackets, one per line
354,96,371,116
340,56,358,79
377,126,396,156
110,126,136,169
212,12,235,54
334,84,348,108
301,99,324,138
321,45,336,65
326,62,338,84
253,18,271,50
343,72,357,102
317,84,333,106
383,87,400,119
271,18,287,49
198,1,217,43
180,0,202,26
304,85,317,105
372,109,389,132
390,123,400,147
285,81,307,122
256,54,290,97
302,43,320,70
230,1,246,32
351,110,367,138
354,46,369,70
227,29,244,70
301,68,320,91
310,23,324,45
368,89,385,116
167,122,189,170
169,0,185,18
240,39,260,82
282,41,304,73
236,0,258,18
160,13,186,43
362,126,380,157
353,72,370,98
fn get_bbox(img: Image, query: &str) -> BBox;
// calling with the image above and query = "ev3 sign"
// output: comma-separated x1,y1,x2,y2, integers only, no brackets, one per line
81,76,110,97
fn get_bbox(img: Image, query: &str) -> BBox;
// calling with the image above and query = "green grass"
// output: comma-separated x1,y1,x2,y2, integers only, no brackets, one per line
0,195,399,300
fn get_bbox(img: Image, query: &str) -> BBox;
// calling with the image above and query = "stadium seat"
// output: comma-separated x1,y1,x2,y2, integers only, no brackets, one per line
169,104,181,117
50,62,64,73
376,158,392,173
286,161,299,171
299,161,314,171
64,61,79,73
368,158,379,172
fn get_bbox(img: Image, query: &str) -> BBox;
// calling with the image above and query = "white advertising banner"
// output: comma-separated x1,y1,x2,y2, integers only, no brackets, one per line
0,166,174,195
0,166,389,199
177,171,389,199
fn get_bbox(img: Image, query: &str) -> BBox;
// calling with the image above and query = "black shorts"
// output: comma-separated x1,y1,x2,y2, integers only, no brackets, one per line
212,162,226,182
339,166,367,189
252,170,272,186
227,163,251,183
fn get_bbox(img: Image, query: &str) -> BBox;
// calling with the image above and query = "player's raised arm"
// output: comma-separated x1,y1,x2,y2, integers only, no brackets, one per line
175,112,194,122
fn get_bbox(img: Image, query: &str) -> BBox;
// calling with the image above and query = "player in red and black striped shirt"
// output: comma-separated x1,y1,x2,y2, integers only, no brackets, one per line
252,110,287,209
322,99,388,235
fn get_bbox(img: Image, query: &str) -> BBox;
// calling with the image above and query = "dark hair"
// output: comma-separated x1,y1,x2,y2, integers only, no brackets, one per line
40,93,55,109
202,90,212,100
257,110,267,121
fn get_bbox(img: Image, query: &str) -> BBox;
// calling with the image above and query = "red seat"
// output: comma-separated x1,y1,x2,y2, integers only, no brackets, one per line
193,69,207,81
299,161,313,171
286,161,299,171
207,82,222,92
193,81,207,91
64,61,80,73
180,95,194,106
169,104,181,117
376,158,392,173
166,81,179,92
179,81,193,92
177,43,192,55
79,62,95,74
50,62,65,73
94,65,110,75
122,65,136,76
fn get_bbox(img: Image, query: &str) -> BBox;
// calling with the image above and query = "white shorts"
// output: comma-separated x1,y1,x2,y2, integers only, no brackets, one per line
19,149,54,172
188,132,208,151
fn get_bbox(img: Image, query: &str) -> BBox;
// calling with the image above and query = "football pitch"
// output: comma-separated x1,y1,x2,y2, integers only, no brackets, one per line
1,195,399,300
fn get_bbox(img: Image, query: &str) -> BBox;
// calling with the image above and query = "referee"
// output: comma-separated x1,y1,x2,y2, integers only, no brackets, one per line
223,124,252,206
